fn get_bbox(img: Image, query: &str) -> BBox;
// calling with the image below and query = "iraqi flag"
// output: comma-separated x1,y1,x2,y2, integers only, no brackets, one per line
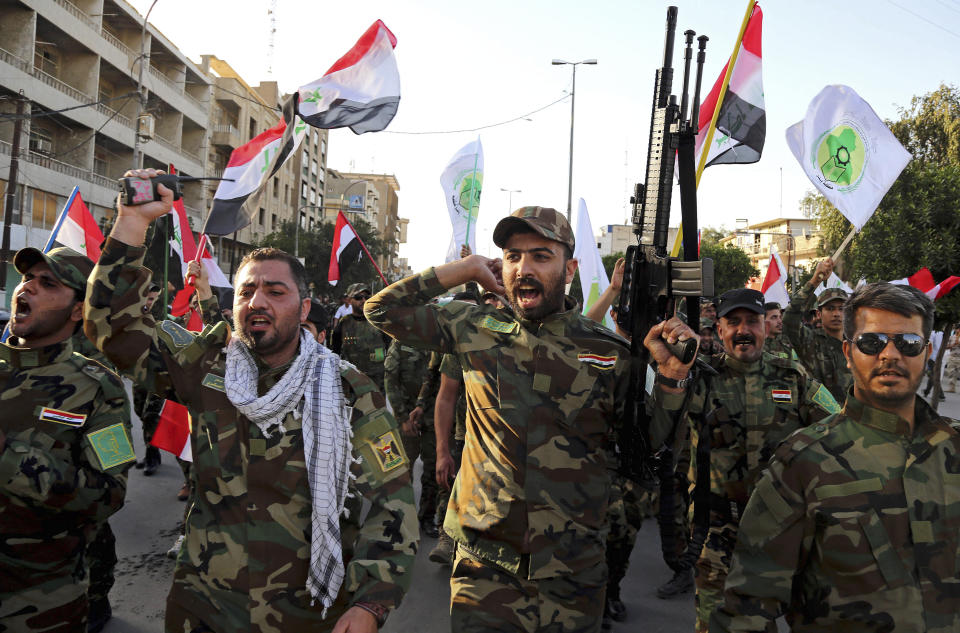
695,2,765,169
168,165,231,289
49,187,104,261
890,268,960,300
760,245,789,308
204,99,307,236
150,400,192,462
329,210,364,286
297,20,400,134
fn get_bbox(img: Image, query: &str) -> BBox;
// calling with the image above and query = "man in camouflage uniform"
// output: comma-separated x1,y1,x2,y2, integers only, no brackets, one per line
85,169,417,633
712,283,960,632
331,283,391,391
941,330,960,392
762,302,794,360
1,246,133,633
384,338,439,537
783,258,851,401
367,206,629,633
644,288,839,633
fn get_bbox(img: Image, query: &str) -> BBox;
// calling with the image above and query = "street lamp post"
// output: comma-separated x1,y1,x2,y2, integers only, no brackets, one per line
500,187,521,213
552,58,597,222
132,0,159,170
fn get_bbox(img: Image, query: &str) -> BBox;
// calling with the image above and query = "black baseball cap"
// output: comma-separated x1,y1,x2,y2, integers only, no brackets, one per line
306,298,327,326
717,288,765,318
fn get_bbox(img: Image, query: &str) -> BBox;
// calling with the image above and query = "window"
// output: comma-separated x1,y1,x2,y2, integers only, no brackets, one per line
311,159,317,176
31,189,60,230
301,182,308,199
271,214,277,231
98,80,114,104
249,117,256,141
285,184,290,204
33,47,59,76
310,187,316,205
320,138,327,157
273,176,279,198
313,130,318,144
29,127,53,155
258,208,265,226
93,148,108,177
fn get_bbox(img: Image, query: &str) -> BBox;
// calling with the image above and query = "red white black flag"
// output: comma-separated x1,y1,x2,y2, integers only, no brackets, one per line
695,3,765,168
329,211,365,286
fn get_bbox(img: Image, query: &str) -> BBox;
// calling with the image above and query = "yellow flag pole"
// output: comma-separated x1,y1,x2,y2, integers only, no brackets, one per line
671,0,756,257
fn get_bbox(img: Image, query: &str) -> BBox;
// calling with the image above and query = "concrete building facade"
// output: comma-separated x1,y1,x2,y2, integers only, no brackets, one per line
719,217,821,286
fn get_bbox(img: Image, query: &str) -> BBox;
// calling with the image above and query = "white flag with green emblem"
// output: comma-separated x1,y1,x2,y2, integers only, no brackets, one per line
573,199,614,330
441,137,483,262
786,85,911,230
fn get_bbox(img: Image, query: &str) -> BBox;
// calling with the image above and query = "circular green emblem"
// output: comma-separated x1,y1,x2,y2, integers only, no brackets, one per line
815,125,865,188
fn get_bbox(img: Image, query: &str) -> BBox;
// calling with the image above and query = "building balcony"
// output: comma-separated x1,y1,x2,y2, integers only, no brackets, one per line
0,139,117,203
212,124,241,149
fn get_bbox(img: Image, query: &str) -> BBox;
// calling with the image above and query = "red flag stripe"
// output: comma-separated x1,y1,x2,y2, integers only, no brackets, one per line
324,20,397,76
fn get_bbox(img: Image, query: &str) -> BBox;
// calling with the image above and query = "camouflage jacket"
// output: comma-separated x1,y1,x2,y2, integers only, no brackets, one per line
762,333,795,361
384,340,433,421
651,352,839,513
0,337,132,602
439,353,467,441
365,268,630,579
711,394,960,633
331,313,389,390
84,238,417,633
783,284,852,402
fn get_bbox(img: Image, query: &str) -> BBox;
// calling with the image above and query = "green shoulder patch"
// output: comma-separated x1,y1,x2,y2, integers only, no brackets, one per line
87,423,136,470
480,315,519,335
369,429,406,472
202,373,225,392
159,320,195,349
811,383,841,414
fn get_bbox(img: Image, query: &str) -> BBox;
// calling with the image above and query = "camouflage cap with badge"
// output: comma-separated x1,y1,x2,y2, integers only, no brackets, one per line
492,206,575,254
346,282,371,298
14,246,94,298
816,287,848,308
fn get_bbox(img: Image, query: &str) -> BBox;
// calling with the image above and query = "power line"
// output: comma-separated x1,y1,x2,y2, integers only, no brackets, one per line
884,0,960,40
0,92,139,121
382,93,570,135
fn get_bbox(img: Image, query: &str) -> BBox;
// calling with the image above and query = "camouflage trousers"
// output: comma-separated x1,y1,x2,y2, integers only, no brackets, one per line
400,422,438,524
436,438,464,526
0,572,88,633
943,353,960,391
450,546,607,633
604,475,645,590
86,521,117,604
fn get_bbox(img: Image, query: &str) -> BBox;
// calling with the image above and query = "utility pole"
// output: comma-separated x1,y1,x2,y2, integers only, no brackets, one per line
1,94,26,292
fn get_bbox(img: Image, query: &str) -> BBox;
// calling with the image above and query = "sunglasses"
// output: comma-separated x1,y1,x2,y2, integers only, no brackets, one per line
849,332,926,357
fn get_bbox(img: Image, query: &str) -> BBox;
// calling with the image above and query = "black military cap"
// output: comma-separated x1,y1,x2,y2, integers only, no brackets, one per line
717,288,766,318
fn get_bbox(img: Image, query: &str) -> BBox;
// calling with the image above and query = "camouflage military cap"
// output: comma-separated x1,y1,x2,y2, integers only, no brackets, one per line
346,282,371,298
493,206,575,253
700,317,715,330
717,288,765,317
14,246,92,295
700,296,716,306
306,298,327,326
817,287,848,308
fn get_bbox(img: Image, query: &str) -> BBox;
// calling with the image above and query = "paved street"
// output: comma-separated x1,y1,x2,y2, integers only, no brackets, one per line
103,387,960,632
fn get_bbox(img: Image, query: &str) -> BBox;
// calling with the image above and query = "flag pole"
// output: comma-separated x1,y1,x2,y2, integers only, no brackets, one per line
185,234,208,287
672,0,756,257
43,186,80,253
831,225,857,261
463,141,480,251
339,211,389,287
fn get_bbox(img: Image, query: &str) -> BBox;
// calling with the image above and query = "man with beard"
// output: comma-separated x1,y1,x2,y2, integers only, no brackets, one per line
762,302,795,360
366,206,629,633
712,283,960,633
332,283,391,392
0,246,133,633
783,258,851,401
645,288,839,633
85,169,417,633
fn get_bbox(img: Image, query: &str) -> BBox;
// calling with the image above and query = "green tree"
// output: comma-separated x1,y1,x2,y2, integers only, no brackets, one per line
257,217,388,298
700,241,759,296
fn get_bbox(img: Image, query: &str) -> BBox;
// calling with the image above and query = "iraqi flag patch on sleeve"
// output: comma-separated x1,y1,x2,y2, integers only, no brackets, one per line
771,389,793,404
38,407,87,427
578,353,617,370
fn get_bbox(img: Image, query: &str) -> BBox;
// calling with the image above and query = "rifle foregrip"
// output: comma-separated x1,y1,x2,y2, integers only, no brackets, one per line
667,338,698,365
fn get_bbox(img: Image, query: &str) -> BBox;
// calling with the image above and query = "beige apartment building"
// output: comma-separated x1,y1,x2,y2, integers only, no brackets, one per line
719,217,821,286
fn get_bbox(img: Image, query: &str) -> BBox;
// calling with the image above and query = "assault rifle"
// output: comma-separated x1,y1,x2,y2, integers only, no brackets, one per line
616,6,713,569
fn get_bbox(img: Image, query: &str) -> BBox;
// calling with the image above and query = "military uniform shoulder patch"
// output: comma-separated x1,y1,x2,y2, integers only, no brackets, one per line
159,319,195,349
811,383,841,414
771,389,793,404
577,353,617,370
480,315,519,335
87,423,136,469
39,407,87,427
202,372,225,392
370,429,405,472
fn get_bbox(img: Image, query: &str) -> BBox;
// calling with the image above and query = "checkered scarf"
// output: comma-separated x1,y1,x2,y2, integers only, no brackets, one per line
224,331,356,615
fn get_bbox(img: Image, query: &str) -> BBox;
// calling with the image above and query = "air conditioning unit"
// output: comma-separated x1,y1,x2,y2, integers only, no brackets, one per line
137,113,155,140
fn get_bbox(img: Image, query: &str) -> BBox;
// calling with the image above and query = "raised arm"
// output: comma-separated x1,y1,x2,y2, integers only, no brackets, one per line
585,257,624,324
783,258,832,355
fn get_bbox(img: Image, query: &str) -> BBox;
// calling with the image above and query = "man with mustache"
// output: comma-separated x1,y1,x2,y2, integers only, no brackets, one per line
366,206,629,633
0,246,133,633
712,282,960,632
85,169,418,633
644,288,840,633
783,258,852,401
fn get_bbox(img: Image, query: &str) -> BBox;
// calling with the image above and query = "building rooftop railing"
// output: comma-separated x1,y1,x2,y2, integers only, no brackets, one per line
0,140,114,191
53,0,99,31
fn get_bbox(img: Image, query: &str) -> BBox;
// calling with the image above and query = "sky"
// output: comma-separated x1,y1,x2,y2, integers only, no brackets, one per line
130,0,960,271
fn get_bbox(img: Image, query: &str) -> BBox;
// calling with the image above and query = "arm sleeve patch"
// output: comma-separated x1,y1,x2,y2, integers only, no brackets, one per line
811,383,841,414
86,423,137,470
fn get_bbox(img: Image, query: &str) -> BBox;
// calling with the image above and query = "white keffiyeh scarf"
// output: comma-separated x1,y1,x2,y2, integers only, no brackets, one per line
224,330,357,615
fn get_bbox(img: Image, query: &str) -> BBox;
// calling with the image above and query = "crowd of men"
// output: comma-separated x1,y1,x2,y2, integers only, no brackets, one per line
1,168,959,633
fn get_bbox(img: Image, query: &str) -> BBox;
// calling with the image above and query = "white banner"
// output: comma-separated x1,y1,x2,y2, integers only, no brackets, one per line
573,199,615,330
814,271,853,296
786,85,910,230
441,137,483,262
